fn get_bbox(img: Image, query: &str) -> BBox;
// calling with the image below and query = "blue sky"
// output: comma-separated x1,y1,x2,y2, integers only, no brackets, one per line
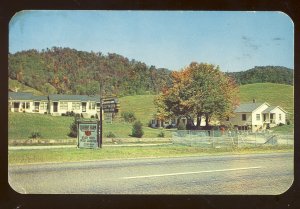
9,11,294,72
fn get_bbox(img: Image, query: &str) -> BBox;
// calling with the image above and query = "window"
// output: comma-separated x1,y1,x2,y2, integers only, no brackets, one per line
22,102,30,109
40,102,48,110
60,102,68,110
279,114,282,121
89,102,96,110
242,114,246,121
256,114,260,121
96,102,100,110
72,102,80,110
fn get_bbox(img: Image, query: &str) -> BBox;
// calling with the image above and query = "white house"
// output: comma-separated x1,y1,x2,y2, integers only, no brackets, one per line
9,92,102,118
223,101,287,132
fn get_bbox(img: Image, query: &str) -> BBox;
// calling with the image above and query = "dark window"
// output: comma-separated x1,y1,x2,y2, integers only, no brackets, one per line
242,114,246,121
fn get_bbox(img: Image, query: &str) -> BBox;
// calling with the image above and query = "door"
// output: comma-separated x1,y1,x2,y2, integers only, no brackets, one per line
82,102,87,112
270,113,275,123
53,102,58,112
13,102,20,112
34,102,40,112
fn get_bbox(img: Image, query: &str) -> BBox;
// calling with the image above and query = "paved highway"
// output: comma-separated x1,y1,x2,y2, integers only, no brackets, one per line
8,152,293,194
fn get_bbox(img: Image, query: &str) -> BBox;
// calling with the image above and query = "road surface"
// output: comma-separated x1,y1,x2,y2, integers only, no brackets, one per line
8,152,293,194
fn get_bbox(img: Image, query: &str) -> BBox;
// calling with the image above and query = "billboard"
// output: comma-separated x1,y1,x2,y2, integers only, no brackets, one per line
77,120,99,148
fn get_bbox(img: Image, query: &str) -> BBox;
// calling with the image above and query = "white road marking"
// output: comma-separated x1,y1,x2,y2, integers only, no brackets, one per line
121,166,262,179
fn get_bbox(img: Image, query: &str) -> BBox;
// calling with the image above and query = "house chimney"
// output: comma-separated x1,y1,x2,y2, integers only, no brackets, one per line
253,98,256,103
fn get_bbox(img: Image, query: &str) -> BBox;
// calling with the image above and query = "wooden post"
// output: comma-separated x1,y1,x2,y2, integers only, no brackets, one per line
99,84,103,149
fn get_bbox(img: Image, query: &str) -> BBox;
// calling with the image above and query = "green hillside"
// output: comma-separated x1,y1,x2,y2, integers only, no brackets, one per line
119,94,156,125
239,83,294,121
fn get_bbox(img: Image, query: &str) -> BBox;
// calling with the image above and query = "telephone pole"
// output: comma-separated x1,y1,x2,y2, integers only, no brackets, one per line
99,83,103,148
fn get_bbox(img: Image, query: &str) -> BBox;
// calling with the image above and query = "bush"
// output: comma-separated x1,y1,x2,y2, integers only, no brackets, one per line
132,120,144,138
286,119,291,125
148,120,153,128
68,116,79,138
106,131,116,138
121,111,136,123
157,130,165,138
177,121,186,130
29,131,41,139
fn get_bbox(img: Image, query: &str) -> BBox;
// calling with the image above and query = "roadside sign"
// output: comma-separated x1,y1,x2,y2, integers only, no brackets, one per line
77,120,100,148
102,98,120,113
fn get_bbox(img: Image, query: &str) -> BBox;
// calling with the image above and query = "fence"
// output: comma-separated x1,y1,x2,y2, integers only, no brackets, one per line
172,130,294,148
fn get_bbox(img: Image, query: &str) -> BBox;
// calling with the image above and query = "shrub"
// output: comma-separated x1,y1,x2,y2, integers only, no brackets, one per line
121,111,136,123
157,130,165,138
286,119,291,125
68,116,79,138
177,121,186,130
148,120,153,128
132,120,144,138
106,131,116,138
29,131,41,139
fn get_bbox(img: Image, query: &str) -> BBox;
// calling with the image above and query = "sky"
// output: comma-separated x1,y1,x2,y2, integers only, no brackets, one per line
9,10,294,72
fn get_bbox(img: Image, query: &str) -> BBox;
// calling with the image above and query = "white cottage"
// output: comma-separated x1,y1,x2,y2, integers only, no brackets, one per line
224,101,287,132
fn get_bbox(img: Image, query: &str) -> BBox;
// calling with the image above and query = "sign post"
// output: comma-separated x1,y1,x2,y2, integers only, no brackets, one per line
77,120,100,149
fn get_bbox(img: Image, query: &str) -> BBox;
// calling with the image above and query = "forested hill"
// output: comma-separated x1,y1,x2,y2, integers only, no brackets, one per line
227,66,294,85
8,47,172,96
8,47,293,96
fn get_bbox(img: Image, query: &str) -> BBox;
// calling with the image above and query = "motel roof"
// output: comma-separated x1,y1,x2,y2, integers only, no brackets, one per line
48,94,100,102
9,92,100,102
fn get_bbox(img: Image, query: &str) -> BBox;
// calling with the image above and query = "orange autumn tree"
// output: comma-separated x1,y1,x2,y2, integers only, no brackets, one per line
154,62,239,129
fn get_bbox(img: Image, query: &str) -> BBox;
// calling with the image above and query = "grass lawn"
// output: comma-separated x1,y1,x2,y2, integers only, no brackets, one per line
104,122,172,138
271,123,294,134
8,112,172,140
8,112,73,139
8,144,293,165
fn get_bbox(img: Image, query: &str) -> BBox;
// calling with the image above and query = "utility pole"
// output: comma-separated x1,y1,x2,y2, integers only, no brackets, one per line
99,83,103,148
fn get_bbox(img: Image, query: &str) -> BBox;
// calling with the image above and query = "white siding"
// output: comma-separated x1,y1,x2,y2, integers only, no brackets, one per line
270,107,286,125
252,103,269,126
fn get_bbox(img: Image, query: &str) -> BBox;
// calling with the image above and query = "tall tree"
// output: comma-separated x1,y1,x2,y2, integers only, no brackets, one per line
155,62,239,129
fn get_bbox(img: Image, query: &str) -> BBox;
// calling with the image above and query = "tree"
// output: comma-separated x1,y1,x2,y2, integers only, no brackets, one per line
155,62,239,129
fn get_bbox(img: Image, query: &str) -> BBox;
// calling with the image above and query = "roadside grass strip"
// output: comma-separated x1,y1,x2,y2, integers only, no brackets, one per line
8,144,293,165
